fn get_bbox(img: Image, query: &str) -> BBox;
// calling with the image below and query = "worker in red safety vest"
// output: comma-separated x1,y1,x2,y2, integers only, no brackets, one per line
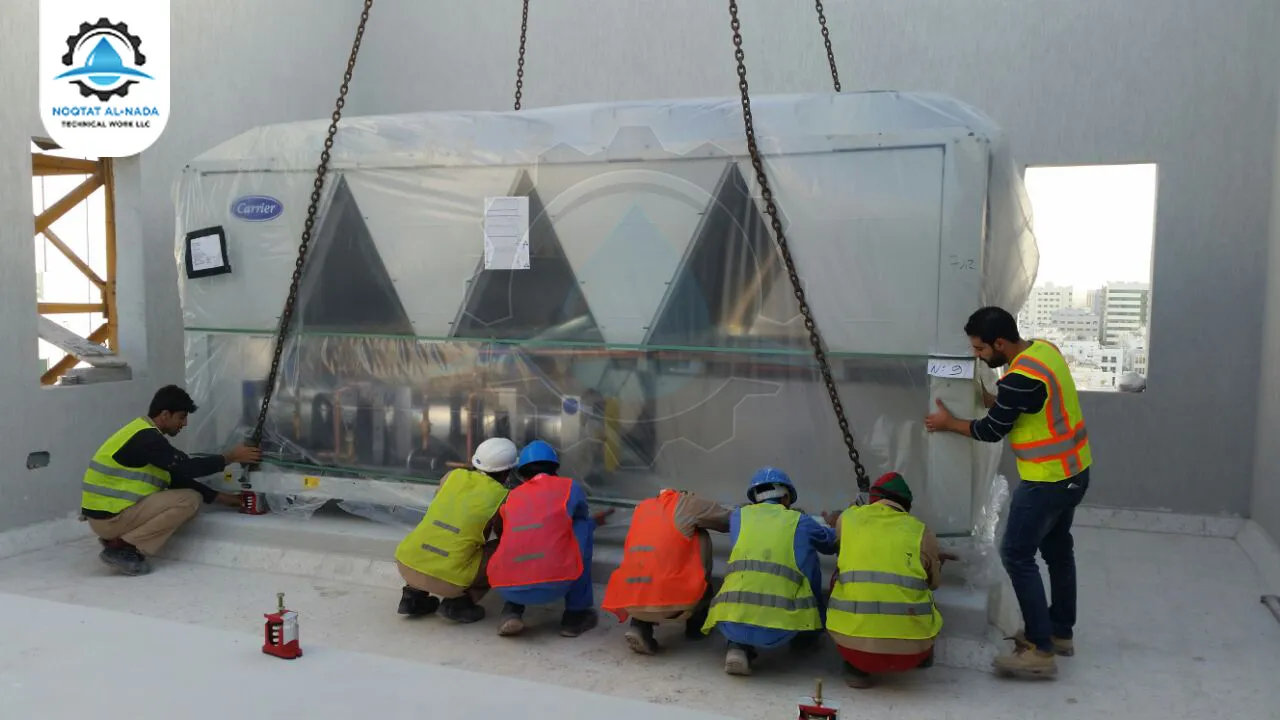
487,440,612,638
600,488,731,654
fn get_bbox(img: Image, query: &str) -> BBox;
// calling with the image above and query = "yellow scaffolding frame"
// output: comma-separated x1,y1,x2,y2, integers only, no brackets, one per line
32,140,117,385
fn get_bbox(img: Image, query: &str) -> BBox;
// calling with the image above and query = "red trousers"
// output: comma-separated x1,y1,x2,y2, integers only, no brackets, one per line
837,645,932,674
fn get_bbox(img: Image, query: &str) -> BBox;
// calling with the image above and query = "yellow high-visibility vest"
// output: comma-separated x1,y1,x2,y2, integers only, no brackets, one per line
81,418,172,515
826,502,942,640
394,469,509,587
702,502,822,634
1005,340,1093,482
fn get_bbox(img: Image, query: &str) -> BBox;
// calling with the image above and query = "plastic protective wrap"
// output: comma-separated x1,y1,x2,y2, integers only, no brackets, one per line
176,91,1038,540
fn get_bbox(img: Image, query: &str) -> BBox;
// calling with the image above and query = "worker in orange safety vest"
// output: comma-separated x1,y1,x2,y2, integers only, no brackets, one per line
488,440,613,638
600,488,732,654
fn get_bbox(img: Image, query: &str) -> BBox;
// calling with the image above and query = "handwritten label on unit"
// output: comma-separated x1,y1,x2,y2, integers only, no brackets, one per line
947,255,977,271
927,357,975,380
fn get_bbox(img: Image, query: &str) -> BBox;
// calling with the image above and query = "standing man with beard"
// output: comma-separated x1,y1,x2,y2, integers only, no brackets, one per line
924,307,1092,680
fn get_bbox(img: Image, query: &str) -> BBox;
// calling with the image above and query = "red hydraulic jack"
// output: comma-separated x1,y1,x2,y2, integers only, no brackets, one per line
797,679,838,720
263,592,303,660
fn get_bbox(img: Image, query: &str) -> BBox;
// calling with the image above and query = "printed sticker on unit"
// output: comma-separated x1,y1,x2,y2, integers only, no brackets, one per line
39,0,171,157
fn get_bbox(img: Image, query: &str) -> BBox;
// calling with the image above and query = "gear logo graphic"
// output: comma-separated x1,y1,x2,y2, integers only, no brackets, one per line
55,18,152,102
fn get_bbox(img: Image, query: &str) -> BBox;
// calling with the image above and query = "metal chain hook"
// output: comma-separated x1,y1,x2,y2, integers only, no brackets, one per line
726,0,869,491
513,0,530,111
249,0,375,451
814,0,841,92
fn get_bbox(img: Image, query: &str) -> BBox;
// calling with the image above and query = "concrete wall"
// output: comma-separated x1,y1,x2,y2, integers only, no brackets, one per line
1253,57,1280,542
344,0,1279,516
0,1,358,532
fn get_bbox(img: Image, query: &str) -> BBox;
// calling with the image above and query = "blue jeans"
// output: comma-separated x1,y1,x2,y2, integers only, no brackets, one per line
1000,468,1090,653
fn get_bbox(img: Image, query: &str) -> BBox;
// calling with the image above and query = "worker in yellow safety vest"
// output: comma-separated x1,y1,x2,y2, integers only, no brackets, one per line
701,467,838,676
82,385,261,576
925,306,1092,680
394,437,517,624
824,472,956,689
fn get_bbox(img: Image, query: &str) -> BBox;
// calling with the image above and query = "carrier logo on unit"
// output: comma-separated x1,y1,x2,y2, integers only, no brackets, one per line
232,195,284,223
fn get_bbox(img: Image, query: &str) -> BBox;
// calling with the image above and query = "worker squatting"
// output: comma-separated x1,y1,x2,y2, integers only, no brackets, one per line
77,306,1090,687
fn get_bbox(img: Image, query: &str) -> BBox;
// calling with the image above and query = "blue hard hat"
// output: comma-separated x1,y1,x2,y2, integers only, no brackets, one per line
748,466,796,504
517,440,560,468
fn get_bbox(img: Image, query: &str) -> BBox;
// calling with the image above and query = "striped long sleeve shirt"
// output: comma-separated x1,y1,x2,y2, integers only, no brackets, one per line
970,372,1048,442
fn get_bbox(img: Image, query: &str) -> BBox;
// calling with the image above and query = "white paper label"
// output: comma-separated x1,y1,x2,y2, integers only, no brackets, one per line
927,357,975,380
483,196,530,270
188,232,225,272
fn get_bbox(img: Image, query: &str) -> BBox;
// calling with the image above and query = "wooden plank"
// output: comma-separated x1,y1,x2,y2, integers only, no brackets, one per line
33,173,103,235
41,322,109,385
38,302,106,314
32,154,100,176
39,227,106,289
102,158,118,351
37,315,124,366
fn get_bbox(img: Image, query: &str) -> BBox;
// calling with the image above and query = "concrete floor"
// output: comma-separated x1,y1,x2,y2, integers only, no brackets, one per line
0,526,1277,719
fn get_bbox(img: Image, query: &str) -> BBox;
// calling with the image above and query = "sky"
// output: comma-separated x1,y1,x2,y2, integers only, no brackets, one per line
1022,163,1157,303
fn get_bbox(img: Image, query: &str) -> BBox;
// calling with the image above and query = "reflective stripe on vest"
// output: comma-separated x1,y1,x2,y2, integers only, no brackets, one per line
487,475,584,588
826,503,942,641
701,502,822,634
81,418,172,515
1005,341,1094,482
394,469,509,587
601,490,708,620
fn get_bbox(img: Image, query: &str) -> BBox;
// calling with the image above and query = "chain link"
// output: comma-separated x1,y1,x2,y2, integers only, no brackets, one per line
814,0,841,92
513,0,530,110
727,0,869,491
249,0,375,452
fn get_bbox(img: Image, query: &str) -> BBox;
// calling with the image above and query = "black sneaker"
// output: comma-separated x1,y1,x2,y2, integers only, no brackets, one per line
440,596,486,624
397,586,440,617
624,619,660,654
99,545,150,576
559,608,599,638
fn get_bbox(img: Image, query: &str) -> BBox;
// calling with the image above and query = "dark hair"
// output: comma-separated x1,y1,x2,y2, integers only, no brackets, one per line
149,385,198,417
963,306,1021,345
519,460,559,480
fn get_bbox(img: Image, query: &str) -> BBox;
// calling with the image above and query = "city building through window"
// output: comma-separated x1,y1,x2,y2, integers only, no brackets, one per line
1021,164,1157,392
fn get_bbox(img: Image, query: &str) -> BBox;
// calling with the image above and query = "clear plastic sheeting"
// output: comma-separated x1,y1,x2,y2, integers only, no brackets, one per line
176,91,1039,539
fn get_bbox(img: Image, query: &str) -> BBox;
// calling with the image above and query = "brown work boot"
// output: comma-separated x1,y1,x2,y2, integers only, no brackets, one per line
1013,630,1075,657
993,637,1058,679
497,602,525,637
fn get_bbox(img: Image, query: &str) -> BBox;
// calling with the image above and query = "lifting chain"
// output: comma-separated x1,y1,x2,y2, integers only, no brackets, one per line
513,0,530,110
727,0,870,492
813,0,842,92
249,0,375,450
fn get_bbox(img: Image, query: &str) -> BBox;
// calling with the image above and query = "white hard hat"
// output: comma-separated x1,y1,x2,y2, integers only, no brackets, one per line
472,438,518,473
